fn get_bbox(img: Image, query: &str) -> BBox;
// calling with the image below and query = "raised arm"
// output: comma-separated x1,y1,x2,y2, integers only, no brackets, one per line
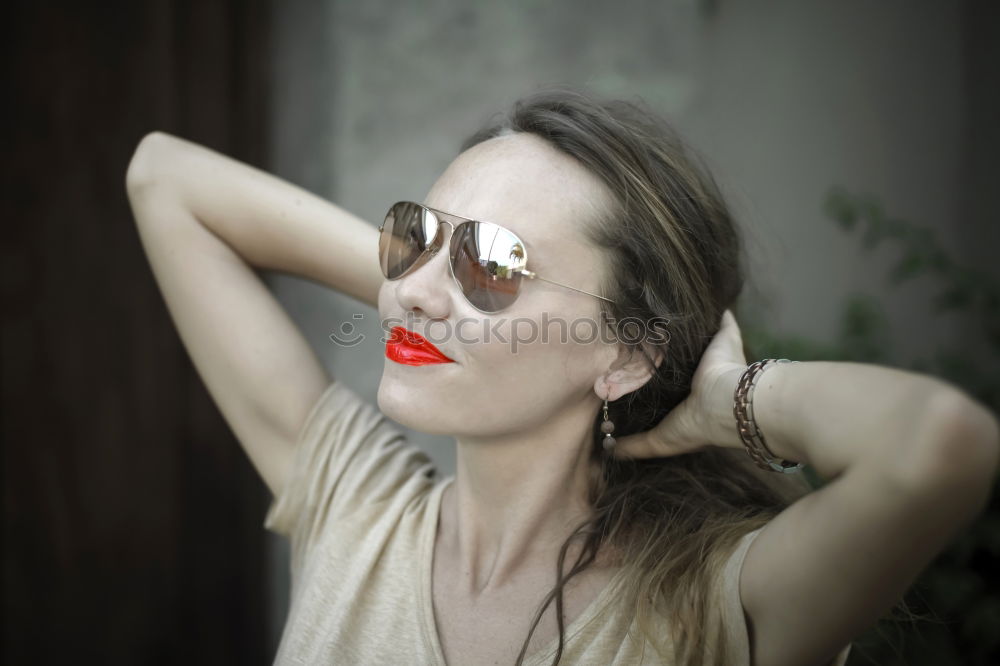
716,360,999,666
614,311,999,665
125,132,384,497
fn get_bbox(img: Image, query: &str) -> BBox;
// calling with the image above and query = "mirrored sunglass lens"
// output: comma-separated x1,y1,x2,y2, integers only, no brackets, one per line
379,202,437,279
451,222,526,313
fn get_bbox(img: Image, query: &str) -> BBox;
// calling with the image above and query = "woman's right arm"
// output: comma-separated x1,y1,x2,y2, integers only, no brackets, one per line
125,131,384,498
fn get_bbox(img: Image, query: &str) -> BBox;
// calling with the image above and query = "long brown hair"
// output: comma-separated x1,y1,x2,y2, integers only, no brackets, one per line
460,88,912,665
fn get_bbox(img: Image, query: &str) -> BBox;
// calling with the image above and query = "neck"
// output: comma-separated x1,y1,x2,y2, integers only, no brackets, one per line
439,396,604,597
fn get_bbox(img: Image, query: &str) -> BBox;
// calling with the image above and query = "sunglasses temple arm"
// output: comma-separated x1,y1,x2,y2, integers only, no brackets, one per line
518,270,616,304
522,274,655,363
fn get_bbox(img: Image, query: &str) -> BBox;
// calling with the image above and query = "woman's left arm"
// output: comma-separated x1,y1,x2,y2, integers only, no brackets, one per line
709,359,1000,491
615,310,999,666
609,310,1000,666
710,359,999,666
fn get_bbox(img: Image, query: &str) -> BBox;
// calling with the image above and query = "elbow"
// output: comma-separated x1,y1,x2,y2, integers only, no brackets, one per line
125,131,177,196
903,388,1000,503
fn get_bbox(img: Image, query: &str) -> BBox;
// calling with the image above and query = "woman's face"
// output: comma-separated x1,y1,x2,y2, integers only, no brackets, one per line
376,132,620,438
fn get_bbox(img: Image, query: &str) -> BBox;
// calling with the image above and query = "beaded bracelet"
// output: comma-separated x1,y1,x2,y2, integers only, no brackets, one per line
733,359,805,474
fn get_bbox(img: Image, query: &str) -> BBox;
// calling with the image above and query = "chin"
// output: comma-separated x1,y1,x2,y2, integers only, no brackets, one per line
376,374,452,435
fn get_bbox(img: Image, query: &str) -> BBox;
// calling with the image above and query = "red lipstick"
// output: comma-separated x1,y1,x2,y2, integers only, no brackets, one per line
385,326,455,365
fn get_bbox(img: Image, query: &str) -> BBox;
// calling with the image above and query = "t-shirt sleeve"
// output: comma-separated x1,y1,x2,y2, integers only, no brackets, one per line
718,527,853,666
262,380,435,564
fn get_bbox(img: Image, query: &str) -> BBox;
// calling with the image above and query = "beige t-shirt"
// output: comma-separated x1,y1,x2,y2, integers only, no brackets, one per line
265,381,853,665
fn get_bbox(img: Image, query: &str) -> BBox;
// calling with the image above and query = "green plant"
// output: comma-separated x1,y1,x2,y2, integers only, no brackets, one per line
738,186,1000,665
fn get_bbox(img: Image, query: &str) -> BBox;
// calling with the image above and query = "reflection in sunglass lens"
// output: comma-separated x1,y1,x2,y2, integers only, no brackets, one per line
379,202,439,279
451,221,525,313
379,202,439,280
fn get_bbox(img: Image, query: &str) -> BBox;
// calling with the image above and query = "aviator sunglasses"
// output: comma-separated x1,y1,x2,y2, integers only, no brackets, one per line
378,201,617,314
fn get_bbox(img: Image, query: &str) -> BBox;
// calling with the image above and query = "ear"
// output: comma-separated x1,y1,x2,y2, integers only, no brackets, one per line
594,344,664,402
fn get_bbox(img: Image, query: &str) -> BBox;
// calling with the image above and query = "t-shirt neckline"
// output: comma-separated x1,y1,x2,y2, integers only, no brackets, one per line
417,475,626,666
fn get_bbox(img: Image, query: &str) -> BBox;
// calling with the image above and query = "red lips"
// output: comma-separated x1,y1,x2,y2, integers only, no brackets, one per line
385,326,455,365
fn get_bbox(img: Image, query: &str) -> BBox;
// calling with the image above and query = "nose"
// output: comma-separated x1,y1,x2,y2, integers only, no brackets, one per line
393,227,456,319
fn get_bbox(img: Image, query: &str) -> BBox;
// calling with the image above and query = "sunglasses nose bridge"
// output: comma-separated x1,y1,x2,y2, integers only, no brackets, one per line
433,219,462,285
424,218,484,309
429,217,455,253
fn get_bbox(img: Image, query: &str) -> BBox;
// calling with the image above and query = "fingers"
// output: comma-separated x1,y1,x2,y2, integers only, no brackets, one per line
609,430,657,460
610,427,694,460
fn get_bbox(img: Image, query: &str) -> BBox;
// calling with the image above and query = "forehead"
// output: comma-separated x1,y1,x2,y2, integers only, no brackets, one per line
424,133,612,267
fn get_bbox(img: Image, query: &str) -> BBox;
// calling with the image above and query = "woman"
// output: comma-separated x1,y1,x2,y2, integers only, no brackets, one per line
126,89,998,666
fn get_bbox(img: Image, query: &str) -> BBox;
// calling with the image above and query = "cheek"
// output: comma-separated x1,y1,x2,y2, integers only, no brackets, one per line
474,314,610,395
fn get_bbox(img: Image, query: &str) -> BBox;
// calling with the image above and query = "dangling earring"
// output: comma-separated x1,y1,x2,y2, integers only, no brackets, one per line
601,389,616,452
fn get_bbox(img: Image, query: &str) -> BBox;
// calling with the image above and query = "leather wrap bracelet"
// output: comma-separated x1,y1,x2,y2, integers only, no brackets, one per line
733,358,805,474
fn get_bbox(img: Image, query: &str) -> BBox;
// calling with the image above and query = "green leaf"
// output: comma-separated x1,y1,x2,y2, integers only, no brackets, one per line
932,285,973,311
822,186,858,231
926,249,953,273
889,250,928,284
861,214,888,250
883,216,910,239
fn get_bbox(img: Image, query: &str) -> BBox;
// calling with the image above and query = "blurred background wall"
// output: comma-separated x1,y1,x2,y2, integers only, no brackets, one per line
5,0,997,664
